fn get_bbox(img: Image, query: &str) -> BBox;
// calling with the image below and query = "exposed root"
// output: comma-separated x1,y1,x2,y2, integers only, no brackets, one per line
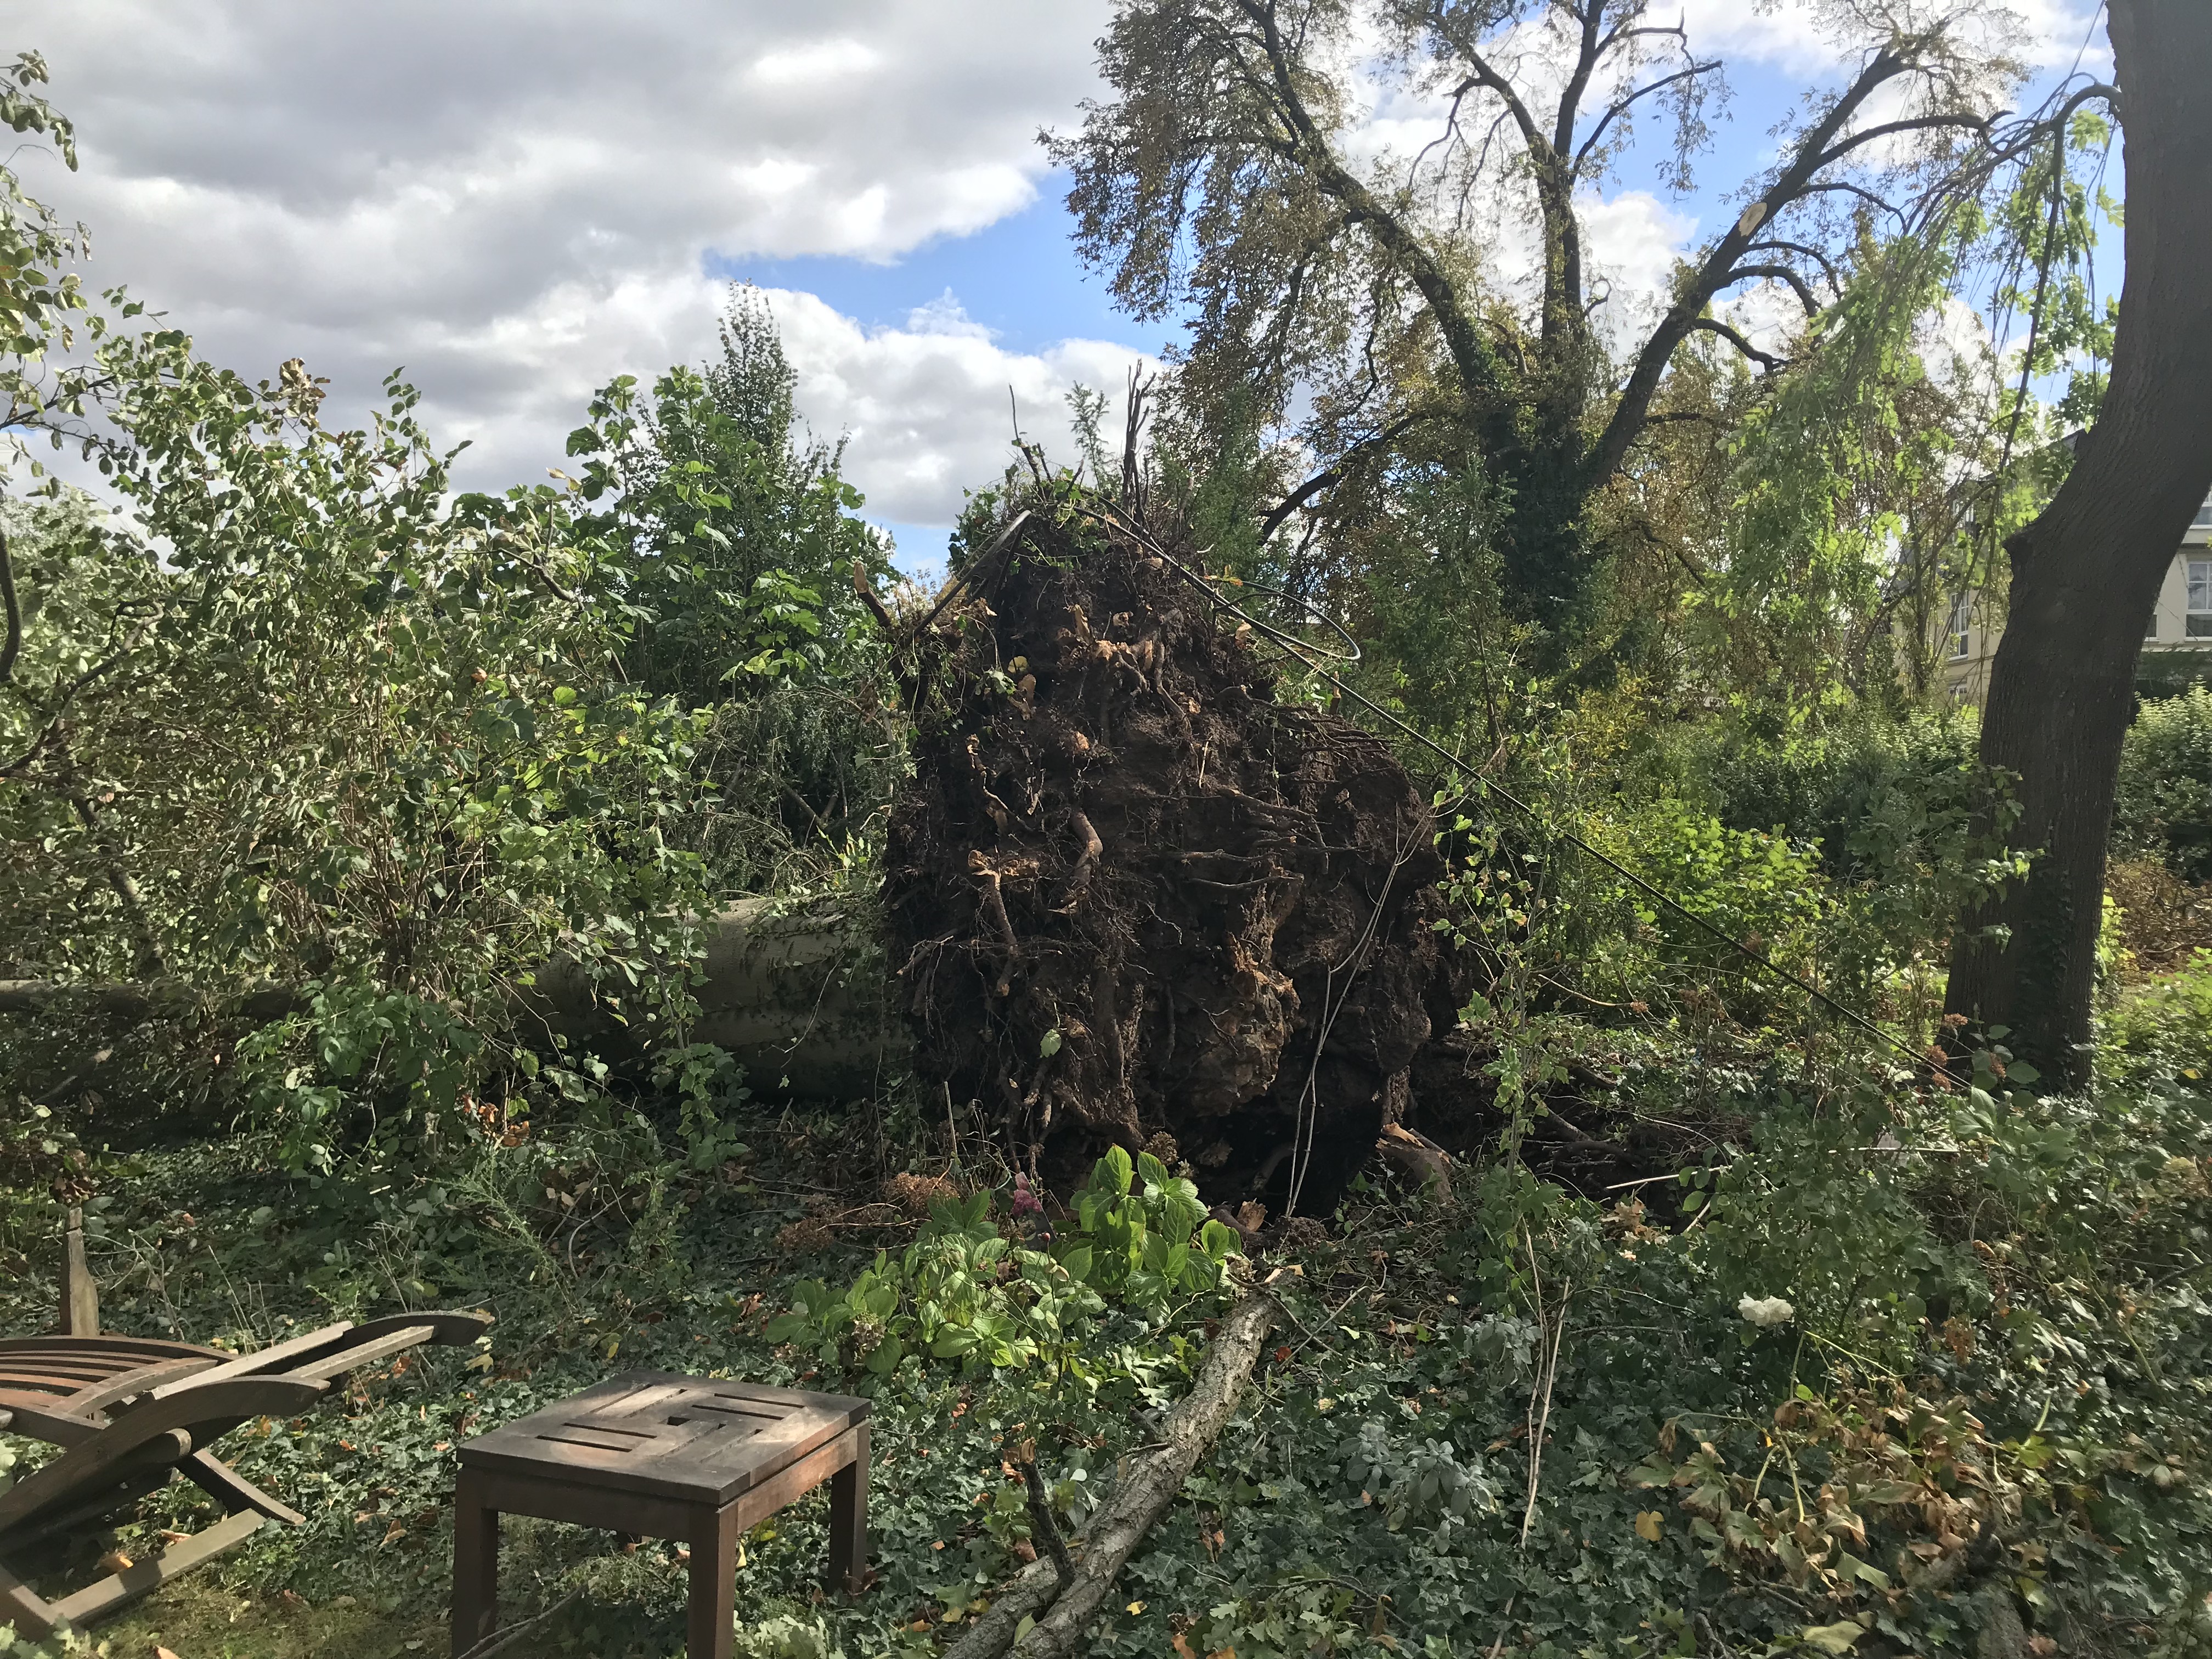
883,509,1443,1206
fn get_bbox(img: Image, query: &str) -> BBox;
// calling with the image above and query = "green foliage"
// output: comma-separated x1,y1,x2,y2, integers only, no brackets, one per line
767,1148,1242,1380
0,49,119,475
0,335,716,1165
2114,687,2212,882
551,286,905,887
562,287,891,713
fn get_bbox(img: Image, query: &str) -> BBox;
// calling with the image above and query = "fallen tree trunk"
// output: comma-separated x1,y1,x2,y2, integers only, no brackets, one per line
0,979,306,1023
943,1289,1279,1659
3,898,907,1104
531,896,902,1099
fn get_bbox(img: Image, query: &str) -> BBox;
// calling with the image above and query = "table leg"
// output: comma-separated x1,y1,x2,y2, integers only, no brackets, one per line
827,1423,869,1595
450,1470,499,1658
688,1502,740,1659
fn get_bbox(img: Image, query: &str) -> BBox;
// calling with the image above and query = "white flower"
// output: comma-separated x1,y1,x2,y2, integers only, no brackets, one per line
1738,1294,1796,1328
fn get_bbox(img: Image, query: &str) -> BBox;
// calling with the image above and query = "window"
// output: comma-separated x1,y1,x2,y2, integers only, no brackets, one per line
2195,490,2212,529
2191,559,2212,639
1946,591,1972,659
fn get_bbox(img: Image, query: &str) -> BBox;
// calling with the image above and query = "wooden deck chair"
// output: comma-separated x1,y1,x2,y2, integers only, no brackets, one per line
0,1212,492,1637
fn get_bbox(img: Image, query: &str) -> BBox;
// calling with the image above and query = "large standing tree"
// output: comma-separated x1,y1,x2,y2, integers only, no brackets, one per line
1945,0,2212,1085
1051,0,2019,638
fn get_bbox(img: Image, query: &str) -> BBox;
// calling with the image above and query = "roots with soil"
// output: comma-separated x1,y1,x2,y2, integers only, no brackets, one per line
882,506,1451,1211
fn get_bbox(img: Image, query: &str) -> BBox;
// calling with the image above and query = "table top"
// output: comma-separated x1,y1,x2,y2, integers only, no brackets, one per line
458,1372,869,1504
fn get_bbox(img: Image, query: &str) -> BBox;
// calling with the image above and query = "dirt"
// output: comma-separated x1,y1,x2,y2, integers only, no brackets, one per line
881,510,1449,1213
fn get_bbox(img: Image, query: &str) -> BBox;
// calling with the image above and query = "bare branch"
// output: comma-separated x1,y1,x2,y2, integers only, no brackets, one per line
1791,178,1906,222
1552,0,1610,157
1229,0,1510,415
1812,112,1991,172
0,527,17,689
1689,317,1784,371
1573,61,1724,174
1723,263,1822,316
1256,409,1438,543
1584,44,1914,488
1745,239,1844,294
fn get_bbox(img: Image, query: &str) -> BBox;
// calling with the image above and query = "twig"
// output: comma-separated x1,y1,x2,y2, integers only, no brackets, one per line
1485,1593,1517,1658
1018,1444,1076,1588
456,1587,582,1659
1517,1224,1570,1550
0,526,18,688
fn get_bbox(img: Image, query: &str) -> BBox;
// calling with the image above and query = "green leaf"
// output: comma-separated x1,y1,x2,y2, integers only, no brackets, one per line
1039,1028,1062,1058
1199,1218,1240,1263
1098,1145,1133,1197
1799,1621,1866,1654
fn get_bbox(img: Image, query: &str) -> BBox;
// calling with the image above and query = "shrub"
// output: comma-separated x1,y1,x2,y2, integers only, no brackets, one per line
768,1147,1243,1380
2114,686,2212,882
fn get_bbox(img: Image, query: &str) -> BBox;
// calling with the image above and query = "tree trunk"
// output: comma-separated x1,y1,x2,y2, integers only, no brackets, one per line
1946,0,2212,1085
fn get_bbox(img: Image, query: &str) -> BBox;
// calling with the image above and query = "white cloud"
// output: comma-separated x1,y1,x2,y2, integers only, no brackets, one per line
767,289,1154,529
14,0,2109,540
23,1,1115,518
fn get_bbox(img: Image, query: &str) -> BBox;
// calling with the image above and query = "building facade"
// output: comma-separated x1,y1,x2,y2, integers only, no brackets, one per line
1937,489,2212,706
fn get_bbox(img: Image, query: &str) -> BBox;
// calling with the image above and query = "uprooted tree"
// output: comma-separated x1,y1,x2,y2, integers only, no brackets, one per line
881,508,1456,1212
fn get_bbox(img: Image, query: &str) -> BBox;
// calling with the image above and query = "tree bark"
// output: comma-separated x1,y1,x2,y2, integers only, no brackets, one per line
1946,0,2212,1085
940,1290,1278,1659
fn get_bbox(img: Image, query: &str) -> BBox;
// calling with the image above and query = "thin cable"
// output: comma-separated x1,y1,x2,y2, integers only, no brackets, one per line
1084,500,1960,1082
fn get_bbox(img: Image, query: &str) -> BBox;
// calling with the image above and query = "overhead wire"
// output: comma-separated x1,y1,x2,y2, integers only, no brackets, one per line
1070,499,1964,1085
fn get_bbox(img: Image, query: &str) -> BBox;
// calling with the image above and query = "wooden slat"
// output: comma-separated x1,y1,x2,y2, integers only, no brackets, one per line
725,1426,864,1536
71,1356,222,1415
146,1322,352,1400
61,1212,98,1338
462,1466,697,1539
0,1376,325,1534
283,1324,435,1384
47,1509,264,1627
345,1308,493,1348
0,1401,104,1447
182,1450,307,1527
153,1310,489,1400
0,1551,60,1639
0,1335,223,1362
0,1359,135,1387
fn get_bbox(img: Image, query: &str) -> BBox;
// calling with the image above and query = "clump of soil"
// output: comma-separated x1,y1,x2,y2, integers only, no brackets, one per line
882,510,1447,1211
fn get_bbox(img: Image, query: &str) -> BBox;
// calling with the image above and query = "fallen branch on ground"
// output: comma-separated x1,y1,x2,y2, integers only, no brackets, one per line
944,1289,1277,1659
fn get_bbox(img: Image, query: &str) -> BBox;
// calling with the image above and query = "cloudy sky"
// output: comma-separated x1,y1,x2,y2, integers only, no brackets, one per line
22,1,2105,573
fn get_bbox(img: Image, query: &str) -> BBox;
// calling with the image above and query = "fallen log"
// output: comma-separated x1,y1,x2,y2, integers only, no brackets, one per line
531,896,904,1099
943,1289,1279,1659
0,979,305,1023
3,899,907,1104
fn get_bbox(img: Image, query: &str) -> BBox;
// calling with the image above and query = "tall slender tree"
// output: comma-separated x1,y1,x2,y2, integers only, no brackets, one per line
1946,0,2212,1084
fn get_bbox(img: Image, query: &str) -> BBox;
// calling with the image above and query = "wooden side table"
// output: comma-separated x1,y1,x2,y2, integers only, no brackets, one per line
452,1372,869,1659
